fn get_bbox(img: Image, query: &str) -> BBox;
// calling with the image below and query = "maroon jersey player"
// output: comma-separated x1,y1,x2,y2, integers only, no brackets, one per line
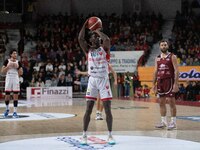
153,39,179,130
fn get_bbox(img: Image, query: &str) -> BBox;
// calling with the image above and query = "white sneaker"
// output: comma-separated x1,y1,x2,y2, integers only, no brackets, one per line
167,122,177,130
95,113,103,120
107,135,116,145
155,122,167,129
80,135,87,145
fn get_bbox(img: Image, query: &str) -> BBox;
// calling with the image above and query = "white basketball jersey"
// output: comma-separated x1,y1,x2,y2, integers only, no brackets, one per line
88,47,109,78
6,59,19,79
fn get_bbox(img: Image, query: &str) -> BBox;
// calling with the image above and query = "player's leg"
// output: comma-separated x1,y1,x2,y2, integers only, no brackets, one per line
96,93,101,120
103,100,115,144
83,100,95,132
96,93,104,120
167,96,177,130
155,96,168,128
156,79,168,128
99,77,115,144
81,100,95,145
81,76,98,145
99,101,104,119
3,78,11,117
3,92,11,117
12,78,20,118
13,92,19,118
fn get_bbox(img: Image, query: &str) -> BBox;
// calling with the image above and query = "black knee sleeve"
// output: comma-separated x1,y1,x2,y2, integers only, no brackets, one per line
13,100,18,107
5,100,9,105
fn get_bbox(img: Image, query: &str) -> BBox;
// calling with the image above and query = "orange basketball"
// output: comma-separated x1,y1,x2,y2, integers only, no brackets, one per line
87,17,102,31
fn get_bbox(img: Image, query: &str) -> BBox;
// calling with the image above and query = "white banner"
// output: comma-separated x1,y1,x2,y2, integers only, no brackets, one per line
110,51,144,73
26,87,73,107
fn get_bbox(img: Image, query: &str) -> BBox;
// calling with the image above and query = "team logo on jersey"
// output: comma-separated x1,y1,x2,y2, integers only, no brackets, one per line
160,64,166,68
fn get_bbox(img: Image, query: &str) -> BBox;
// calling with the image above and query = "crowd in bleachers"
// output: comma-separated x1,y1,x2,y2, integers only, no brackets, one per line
170,10,200,66
0,31,8,57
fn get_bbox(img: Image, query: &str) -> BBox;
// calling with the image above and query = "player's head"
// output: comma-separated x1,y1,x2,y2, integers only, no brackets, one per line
159,39,169,54
10,49,18,59
86,31,101,49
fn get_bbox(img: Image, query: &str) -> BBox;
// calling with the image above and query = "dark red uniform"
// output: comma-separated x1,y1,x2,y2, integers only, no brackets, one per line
156,53,175,97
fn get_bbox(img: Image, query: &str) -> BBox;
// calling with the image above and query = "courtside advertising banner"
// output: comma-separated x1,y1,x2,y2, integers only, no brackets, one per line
110,51,144,73
26,87,72,106
138,66,200,81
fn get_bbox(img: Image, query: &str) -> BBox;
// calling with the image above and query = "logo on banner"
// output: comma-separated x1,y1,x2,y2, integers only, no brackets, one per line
179,69,200,80
31,88,41,98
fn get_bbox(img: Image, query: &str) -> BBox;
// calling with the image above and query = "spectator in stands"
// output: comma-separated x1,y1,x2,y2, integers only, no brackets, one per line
132,71,140,94
143,84,150,98
35,78,45,87
124,71,131,98
134,85,143,98
49,75,57,87
177,83,186,100
20,80,29,99
117,74,123,98
66,73,73,86
186,81,195,101
58,61,66,72
80,75,88,92
57,74,67,86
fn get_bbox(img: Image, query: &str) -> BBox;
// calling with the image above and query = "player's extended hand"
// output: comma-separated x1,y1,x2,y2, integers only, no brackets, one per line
172,84,179,93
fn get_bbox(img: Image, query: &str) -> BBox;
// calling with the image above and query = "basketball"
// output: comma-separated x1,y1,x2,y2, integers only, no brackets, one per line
87,17,102,31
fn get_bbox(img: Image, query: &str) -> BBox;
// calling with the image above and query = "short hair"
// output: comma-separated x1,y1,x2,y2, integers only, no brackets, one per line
159,39,169,45
10,49,17,56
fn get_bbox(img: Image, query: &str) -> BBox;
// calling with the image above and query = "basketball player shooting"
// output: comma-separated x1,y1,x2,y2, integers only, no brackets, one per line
78,17,115,145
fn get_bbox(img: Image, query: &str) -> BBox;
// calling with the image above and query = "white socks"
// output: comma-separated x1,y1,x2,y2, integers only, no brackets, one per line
14,107,17,113
161,116,176,123
83,131,87,137
161,116,167,124
108,131,112,137
171,117,176,123
6,105,9,110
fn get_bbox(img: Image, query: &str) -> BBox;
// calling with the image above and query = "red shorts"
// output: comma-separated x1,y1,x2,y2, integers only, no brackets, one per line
157,78,175,97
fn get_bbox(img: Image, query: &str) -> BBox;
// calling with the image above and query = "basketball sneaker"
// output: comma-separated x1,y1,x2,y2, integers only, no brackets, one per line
155,122,167,129
12,112,19,118
3,109,9,118
95,112,103,120
80,135,87,145
167,122,177,130
107,135,116,145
